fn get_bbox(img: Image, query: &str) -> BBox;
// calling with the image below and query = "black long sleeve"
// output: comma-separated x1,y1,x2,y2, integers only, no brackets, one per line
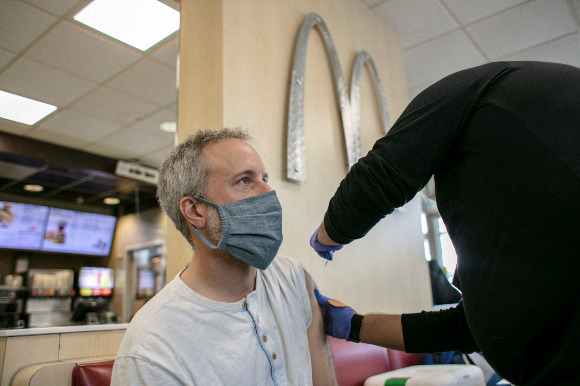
402,301,479,354
324,62,513,244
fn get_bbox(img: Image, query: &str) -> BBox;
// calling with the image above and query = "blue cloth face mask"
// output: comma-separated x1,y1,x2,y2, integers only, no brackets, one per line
190,190,283,270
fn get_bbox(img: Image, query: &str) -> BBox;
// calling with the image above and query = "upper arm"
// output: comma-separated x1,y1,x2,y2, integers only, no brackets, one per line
304,269,337,386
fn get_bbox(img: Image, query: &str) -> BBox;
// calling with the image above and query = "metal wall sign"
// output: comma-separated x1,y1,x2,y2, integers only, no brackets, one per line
286,12,391,182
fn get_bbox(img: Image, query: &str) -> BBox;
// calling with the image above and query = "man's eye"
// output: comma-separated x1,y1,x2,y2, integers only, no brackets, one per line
239,177,249,185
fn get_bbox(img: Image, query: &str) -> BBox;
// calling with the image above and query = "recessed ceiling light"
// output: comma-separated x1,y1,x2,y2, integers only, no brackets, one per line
159,121,177,133
103,197,121,205
73,0,180,51
0,90,57,125
23,184,44,192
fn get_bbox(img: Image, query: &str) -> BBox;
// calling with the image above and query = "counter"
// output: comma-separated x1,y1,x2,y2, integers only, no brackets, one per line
0,323,128,386
0,322,128,337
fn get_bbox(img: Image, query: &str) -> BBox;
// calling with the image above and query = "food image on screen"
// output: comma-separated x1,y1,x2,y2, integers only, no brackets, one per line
42,208,117,256
78,267,114,297
0,201,49,250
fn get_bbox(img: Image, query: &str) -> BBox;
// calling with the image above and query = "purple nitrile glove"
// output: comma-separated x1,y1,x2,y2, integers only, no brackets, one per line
314,288,354,340
310,228,343,261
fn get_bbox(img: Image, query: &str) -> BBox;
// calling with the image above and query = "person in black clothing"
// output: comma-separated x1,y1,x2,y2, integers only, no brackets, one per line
310,61,580,385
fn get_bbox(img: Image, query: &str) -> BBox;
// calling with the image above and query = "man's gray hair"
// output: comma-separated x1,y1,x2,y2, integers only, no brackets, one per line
157,128,252,247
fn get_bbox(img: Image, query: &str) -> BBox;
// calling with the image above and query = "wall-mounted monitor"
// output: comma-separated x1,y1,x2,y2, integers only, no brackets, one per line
41,208,117,256
0,200,117,256
78,266,114,297
0,201,49,251
137,269,155,298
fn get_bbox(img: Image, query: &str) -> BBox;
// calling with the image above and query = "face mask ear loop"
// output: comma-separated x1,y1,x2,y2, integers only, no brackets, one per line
191,224,220,249
190,196,227,250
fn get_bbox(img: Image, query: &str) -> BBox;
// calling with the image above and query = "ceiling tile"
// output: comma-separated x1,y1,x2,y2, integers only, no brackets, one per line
0,47,16,71
21,0,82,16
88,129,173,163
106,59,177,106
442,0,526,25
70,87,157,125
138,145,174,168
0,57,97,106
25,21,142,83
466,0,577,59
0,0,56,52
130,108,177,139
38,109,121,142
26,127,91,149
373,0,458,48
78,142,135,162
150,37,179,69
403,30,486,93
0,118,35,135
503,33,580,68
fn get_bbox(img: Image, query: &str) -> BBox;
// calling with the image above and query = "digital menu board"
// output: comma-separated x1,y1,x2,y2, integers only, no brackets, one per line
42,208,117,256
78,266,114,297
0,201,49,250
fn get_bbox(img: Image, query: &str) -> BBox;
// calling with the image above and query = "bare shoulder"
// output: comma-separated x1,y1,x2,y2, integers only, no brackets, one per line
303,268,317,292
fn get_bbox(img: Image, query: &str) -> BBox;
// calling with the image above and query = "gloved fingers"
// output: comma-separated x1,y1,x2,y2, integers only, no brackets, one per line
328,299,350,308
310,228,344,252
316,250,334,261
314,289,352,309
315,289,356,339
314,288,329,305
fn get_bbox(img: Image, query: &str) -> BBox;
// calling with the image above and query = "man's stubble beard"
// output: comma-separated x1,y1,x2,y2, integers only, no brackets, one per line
206,206,222,244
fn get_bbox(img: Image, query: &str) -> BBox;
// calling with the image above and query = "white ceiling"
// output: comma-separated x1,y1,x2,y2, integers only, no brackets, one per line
0,0,179,168
1,0,579,169
364,0,580,99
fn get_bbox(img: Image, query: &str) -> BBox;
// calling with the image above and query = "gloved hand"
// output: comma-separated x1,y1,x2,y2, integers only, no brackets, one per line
314,289,354,340
310,228,343,261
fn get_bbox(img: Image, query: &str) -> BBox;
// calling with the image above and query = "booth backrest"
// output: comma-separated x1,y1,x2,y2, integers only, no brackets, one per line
72,360,115,386
327,336,425,386
67,338,424,386
387,347,425,370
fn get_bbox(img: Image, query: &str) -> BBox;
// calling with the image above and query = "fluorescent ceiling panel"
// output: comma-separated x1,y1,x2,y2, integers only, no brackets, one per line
0,90,57,125
73,0,180,51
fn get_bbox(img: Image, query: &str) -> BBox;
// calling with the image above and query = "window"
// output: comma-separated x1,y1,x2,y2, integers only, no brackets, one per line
421,193,457,279
437,218,457,279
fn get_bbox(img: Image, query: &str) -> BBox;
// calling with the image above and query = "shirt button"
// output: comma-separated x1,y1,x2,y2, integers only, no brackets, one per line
272,353,277,360
242,300,247,308
262,335,267,342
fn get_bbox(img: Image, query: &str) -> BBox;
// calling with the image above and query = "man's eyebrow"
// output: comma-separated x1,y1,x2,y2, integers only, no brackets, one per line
231,169,256,180
230,169,268,181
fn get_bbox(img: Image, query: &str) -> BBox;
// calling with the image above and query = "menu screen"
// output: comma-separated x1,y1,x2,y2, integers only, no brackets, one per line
78,266,114,297
0,201,49,250
42,208,117,256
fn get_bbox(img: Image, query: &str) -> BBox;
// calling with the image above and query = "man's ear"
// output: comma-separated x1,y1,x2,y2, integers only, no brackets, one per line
180,196,206,229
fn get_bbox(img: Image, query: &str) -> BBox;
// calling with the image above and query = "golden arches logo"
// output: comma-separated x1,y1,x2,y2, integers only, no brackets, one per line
286,13,392,182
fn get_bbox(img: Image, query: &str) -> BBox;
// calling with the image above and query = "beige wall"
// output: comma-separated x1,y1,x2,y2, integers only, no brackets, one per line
169,0,431,314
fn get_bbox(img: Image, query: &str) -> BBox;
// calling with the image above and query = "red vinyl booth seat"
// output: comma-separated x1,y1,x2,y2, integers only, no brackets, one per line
70,339,423,386
328,336,425,386
72,360,115,386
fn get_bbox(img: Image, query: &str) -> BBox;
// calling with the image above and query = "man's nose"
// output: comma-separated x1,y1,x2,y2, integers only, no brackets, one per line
257,180,273,194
